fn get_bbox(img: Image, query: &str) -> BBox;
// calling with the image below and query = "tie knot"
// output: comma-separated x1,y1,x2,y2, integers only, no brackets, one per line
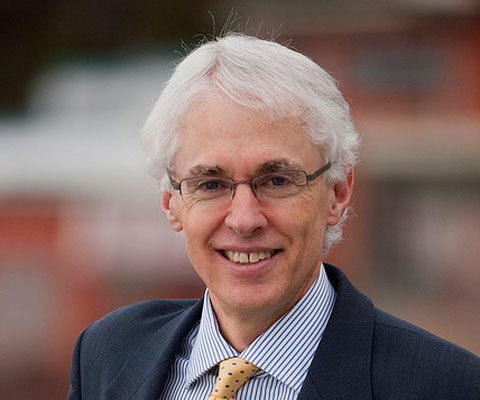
208,357,259,400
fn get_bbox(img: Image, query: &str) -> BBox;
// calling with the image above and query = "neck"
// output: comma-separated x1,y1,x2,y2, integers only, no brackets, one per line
214,309,280,352
209,294,305,353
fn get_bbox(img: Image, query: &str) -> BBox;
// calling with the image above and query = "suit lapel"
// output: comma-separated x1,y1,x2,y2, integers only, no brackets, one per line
298,264,375,400
104,299,203,400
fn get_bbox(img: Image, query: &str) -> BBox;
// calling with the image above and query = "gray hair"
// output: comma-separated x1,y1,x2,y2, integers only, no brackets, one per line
142,33,360,252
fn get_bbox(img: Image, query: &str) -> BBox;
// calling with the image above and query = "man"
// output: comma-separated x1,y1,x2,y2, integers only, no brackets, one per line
68,34,480,399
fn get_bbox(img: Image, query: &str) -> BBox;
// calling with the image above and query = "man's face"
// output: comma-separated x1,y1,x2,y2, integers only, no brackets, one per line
162,94,351,322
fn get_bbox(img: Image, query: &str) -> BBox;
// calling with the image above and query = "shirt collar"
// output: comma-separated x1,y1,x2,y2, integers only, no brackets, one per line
186,263,336,392
185,290,237,387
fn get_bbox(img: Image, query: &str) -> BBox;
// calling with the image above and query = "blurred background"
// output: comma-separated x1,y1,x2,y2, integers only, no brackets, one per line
1,1,480,398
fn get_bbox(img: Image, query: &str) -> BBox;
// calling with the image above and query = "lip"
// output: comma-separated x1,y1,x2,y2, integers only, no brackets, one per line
219,246,279,253
215,248,280,277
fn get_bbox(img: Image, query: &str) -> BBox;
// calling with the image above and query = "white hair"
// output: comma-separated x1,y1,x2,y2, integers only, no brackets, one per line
142,33,360,253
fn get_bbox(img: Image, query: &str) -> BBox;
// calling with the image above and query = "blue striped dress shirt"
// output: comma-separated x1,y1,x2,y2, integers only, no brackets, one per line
160,264,336,399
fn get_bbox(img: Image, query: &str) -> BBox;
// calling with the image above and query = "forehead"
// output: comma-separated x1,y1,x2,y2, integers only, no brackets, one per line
173,94,321,175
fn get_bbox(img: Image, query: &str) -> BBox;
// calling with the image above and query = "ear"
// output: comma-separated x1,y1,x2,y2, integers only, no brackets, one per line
326,169,354,226
161,191,183,232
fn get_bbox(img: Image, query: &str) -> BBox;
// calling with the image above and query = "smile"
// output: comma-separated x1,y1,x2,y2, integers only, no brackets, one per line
222,250,276,264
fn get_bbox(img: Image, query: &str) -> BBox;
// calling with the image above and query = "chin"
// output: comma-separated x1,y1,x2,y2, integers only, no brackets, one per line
224,290,282,313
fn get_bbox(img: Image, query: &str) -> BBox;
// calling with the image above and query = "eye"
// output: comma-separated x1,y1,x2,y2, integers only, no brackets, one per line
193,178,230,193
203,180,220,190
257,173,296,188
181,177,231,201
270,175,289,186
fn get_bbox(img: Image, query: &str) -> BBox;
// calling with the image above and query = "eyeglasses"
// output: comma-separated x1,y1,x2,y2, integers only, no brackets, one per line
168,162,332,204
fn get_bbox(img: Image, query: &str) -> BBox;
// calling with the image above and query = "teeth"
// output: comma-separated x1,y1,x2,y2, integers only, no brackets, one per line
262,251,272,259
224,250,275,264
239,252,249,263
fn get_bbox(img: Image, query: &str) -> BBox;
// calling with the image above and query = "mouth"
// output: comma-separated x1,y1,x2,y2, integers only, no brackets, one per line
221,249,278,264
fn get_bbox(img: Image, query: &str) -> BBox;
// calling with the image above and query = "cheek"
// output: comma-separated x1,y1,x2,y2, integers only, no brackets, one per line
181,206,223,255
182,225,214,283
279,197,329,251
282,196,326,230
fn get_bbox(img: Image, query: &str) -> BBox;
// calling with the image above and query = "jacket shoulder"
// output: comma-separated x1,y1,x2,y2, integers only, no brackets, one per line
81,298,199,355
372,308,480,398
69,299,200,396
88,299,198,333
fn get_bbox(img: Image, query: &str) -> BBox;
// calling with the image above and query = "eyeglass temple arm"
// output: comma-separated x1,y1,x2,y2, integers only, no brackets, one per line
167,170,181,190
306,162,332,182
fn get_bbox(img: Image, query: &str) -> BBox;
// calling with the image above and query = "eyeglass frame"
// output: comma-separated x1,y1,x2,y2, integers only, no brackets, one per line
167,161,332,202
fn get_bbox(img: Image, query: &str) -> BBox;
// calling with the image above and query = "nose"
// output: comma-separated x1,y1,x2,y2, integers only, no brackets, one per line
224,183,268,237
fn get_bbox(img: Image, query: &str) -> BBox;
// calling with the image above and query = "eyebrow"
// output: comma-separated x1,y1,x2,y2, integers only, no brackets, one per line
186,164,226,177
185,159,302,178
256,159,302,174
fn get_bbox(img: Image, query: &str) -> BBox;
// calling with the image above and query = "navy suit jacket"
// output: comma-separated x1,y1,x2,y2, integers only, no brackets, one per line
68,264,480,399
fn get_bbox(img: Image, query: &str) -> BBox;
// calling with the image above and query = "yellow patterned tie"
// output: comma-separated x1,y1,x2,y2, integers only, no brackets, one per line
208,357,259,400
